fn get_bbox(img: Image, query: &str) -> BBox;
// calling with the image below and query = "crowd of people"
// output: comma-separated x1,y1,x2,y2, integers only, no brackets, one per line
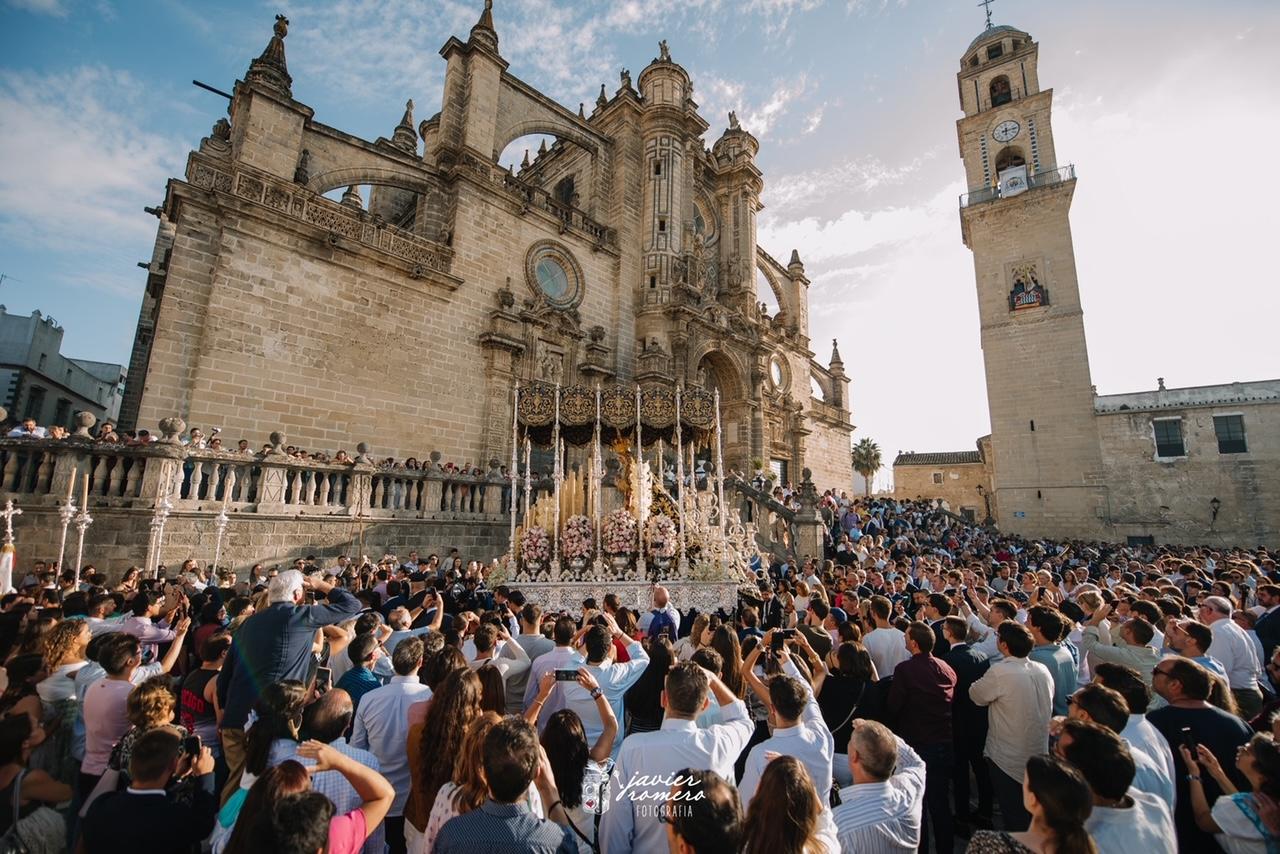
0,494,1276,853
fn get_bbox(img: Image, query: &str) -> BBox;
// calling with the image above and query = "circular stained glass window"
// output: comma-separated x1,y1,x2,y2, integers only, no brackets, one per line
535,257,570,302
525,241,584,311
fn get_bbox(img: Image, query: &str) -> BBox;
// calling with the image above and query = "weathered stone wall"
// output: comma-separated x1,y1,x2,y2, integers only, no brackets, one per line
804,413,854,495
1097,400,1280,546
13,505,508,579
894,461,992,521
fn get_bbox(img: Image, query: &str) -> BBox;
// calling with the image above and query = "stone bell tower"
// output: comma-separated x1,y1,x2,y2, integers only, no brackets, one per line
956,23,1105,538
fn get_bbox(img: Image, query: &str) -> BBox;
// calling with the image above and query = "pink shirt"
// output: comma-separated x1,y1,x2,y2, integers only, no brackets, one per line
328,809,367,854
82,678,134,775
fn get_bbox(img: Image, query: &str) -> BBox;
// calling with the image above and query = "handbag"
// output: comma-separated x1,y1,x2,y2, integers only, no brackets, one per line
0,770,68,854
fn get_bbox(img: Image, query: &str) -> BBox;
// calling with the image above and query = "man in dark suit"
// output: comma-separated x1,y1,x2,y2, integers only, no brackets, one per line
758,583,785,631
1255,584,1280,663
925,592,953,657
82,728,218,853
942,615,994,828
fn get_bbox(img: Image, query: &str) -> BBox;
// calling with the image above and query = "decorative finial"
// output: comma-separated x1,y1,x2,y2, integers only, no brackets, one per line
340,185,363,209
1157,377,1166,391
596,83,608,109
788,249,802,269
830,338,844,366
520,148,530,169
978,0,995,30
578,102,585,118
246,13,293,97
392,99,417,151
619,68,632,90
537,138,547,155
470,0,499,53
658,40,671,62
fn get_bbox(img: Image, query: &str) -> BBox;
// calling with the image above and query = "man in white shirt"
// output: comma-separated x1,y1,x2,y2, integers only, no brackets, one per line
350,636,431,854
6,418,46,438
522,616,584,728
1057,719,1176,853
556,613,648,756
832,720,926,852
863,596,909,678
1066,683,1173,805
968,621,1053,832
1200,595,1264,717
738,633,834,806
599,662,753,854
1092,661,1176,782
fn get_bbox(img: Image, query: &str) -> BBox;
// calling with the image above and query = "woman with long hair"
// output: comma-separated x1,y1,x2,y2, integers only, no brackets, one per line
740,755,837,853
114,567,141,595
816,641,877,770
1182,731,1280,852
217,760,311,854
531,670,618,852
406,668,482,850
415,712,502,854
226,744,394,854
623,636,674,735
967,754,1096,853
673,614,709,661
475,664,506,715
710,625,745,698
0,654,45,727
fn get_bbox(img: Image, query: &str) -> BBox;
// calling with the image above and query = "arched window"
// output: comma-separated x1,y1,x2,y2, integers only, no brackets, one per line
553,175,575,207
989,75,1012,107
994,146,1025,173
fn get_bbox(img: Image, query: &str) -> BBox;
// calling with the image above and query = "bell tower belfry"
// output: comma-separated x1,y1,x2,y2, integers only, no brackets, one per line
956,23,1105,538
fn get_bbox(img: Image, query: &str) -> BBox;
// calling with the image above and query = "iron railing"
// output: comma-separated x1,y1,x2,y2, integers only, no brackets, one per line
960,164,1075,209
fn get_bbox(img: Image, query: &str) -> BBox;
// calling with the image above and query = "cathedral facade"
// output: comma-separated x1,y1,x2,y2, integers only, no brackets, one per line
895,22,1279,546
119,5,854,491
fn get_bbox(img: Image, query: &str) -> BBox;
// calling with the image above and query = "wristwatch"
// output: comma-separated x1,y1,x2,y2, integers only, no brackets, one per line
590,688,604,700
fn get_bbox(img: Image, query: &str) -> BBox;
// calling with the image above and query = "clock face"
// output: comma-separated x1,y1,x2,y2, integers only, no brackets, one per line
993,120,1021,143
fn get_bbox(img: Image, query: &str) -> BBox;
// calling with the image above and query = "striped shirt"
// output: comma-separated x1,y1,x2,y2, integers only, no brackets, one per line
832,738,926,852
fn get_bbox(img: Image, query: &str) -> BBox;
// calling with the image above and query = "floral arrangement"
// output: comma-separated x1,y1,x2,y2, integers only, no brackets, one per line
520,525,551,564
687,558,721,581
562,515,594,561
645,513,678,560
602,509,638,555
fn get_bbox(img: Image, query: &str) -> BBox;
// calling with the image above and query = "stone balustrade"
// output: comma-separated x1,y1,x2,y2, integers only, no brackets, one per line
0,432,517,523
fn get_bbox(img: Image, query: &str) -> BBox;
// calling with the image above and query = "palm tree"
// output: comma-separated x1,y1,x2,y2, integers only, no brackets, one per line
851,438,882,498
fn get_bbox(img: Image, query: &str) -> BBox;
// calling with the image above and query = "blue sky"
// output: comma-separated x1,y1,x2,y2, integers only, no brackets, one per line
2,0,1278,487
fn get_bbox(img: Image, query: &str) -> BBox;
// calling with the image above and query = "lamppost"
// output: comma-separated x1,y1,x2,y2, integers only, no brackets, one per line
1210,496,1222,530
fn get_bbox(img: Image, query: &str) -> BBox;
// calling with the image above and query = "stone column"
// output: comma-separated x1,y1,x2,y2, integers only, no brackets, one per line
483,458,504,517
793,467,825,561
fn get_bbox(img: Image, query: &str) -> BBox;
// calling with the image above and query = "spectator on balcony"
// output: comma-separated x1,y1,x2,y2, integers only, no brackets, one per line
6,418,45,438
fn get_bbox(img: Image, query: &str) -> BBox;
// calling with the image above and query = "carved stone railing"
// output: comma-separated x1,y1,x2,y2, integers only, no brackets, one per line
0,429,513,523
725,474,798,559
186,152,456,277
496,170,618,249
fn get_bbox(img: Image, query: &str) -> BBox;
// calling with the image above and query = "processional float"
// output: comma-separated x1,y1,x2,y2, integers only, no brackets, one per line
497,380,756,613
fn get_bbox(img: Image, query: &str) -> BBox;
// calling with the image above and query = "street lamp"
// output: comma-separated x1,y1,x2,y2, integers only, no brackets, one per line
1210,497,1221,524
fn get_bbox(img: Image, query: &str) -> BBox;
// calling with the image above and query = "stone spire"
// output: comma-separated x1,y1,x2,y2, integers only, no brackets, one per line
829,338,844,369
392,99,417,151
537,138,547,156
520,149,530,170
246,14,293,97
340,185,363,209
469,0,499,54
788,249,803,270
596,84,608,109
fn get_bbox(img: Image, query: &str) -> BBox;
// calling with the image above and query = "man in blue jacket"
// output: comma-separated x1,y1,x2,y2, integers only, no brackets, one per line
216,568,361,799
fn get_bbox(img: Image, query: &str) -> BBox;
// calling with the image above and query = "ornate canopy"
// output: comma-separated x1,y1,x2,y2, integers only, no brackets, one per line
516,381,717,446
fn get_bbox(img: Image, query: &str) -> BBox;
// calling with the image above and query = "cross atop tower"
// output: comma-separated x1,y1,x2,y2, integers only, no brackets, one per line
978,0,995,29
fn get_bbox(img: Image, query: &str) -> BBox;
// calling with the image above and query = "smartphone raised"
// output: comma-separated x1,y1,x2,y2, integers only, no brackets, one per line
555,669,580,681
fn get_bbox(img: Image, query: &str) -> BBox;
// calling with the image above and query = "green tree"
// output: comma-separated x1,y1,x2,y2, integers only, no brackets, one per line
851,438,882,498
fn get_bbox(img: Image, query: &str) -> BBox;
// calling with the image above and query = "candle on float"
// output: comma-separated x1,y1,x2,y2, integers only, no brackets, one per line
66,470,77,503
81,470,90,507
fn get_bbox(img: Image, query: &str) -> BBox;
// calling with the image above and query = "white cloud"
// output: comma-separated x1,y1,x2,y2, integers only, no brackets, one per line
6,0,66,15
0,66,187,290
762,149,940,219
802,103,825,134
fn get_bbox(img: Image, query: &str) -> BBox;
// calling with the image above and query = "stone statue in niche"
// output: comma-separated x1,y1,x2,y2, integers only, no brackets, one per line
695,364,707,388
539,348,564,384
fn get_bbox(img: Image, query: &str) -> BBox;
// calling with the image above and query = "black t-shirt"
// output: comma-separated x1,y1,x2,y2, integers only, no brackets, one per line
1147,703,1252,853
